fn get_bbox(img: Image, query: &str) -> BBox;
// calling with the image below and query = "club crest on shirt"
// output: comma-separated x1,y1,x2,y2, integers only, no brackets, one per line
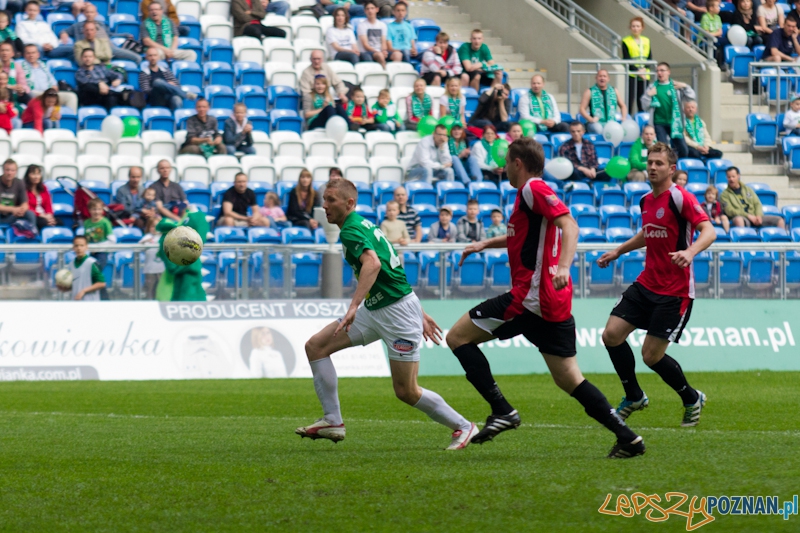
545,194,559,206
392,339,415,353
656,207,665,219
694,204,703,213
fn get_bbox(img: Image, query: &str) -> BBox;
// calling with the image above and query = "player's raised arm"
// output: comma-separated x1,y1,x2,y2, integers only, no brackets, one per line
335,249,382,336
552,214,578,290
597,230,646,268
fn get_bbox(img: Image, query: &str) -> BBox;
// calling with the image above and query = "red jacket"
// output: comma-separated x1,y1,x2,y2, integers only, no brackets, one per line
27,186,54,216
21,98,48,133
0,99,14,134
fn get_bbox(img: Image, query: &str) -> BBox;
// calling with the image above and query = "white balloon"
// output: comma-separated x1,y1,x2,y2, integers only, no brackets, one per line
727,24,747,47
325,116,348,145
101,115,124,143
602,120,625,147
622,118,640,143
545,157,574,180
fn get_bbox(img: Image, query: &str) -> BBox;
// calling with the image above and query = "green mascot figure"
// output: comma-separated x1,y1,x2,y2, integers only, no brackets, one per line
155,211,210,302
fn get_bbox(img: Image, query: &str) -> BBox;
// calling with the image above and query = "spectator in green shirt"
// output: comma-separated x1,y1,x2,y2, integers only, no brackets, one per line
627,125,657,182
83,197,116,287
721,167,786,229
701,0,724,68
458,29,504,91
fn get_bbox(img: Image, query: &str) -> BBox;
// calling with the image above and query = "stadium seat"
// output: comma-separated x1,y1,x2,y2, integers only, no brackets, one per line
406,182,436,205
743,251,774,290
235,62,266,87
173,61,203,86
727,46,755,83
178,37,203,60
719,251,743,290
415,204,439,228
233,37,265,64
619,250,646,286
747,113,779,152
203,61,235,87
49,59,77,88
268,86,301,111
215,227,248,244
113,227,144,244
707,159,733,185
248,227,281,244
45,129,79,159
41,227,74,244
623,182,651,207
566,185,594,206
600,205,633,229
570,204,601,229
748,183,778,207
578,227,606,243
451,251,485,292
586,250,615,292
236,85,268,110
419,251,452,291
142,108,175,134
340,132,369,159
306,156,338,181
606,227,634,243
684,183,708,205
176,154,212,184
269,110,303,134
730,227,760,243
760,227,791,242
469,182,501,205
365,131,400,159
373,181,401,205
356,63,390,88
355,205,377,225
595,186,626,207
478,204,501,227
209,155,243,182
205,85,236,110
241,156,277,184
437,182,469,206
77,107,107,130
678,158,710,184
281,227,314,244
484,250,510,291
200,15,233,40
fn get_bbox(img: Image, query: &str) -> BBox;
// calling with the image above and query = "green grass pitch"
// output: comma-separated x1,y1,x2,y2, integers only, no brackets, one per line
1,372,798,532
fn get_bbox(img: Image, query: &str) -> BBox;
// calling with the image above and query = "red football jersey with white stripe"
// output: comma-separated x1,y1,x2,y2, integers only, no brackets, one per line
505,178,572,322
637,185,709,298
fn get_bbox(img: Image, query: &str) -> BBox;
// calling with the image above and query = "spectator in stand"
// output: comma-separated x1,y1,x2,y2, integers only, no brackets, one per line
304,75,350,130
140,47,197,111
468,80,511,132
722,167,786,228
299,50,349,106
380,200,410,246
449,122,480,184
0,72,16,133
115,166,156,231
672,170,688,187
260,0,290,17
83,197,115,283
0,42,27,105
141,0,194,37
667,0,695,23
66,235,106,301
702,184,730,232
21,87,59,132
621,17,652,115
180,98,226,157
0,159,36,227
75,49,121,110
286,168,320,229
404,77,432,130
393,186,422,243
720,0,764,48
701,0,725,68
420,32,464,87
458,29,504,91
407,124,454,184
74,21,115,65
152,159,188,222
317,167,343,199
429,206,455,243
0,11,24,57
231,0,287,41
260,192,288,227
142,2,198,62
15,2,58,57
456,199,485,243
641,62,694,158
21,45,78,111
687,0,708,21
505,122,523,142
485,209,507,238
50,3,141,62
627,124,656,182
358,0,390,67
325,7,360,66
318,0,365,19
371,88,402,132
387,2,416,63
762,13,800,62
683,100,723,162
345,87,376,131
518,74,569,133
469,125,505,184
23,164,60,230
579,69,628,134
783,93,800,134
224,103,255,156
218,173,268,227
558,121,610,182
439,76,466,127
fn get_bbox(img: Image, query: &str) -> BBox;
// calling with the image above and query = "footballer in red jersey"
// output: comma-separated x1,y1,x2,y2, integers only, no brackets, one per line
598,142,716,428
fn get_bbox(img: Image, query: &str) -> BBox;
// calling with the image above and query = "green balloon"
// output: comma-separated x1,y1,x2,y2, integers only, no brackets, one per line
605,156,631,180
491,139,510,167
519,119,536,137
438,115,455,133
122,116,141,138
417,115,439,136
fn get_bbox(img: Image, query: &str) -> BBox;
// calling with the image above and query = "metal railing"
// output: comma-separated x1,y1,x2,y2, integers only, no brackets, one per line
747,61,800,116
4,241,799,301
536,0,622,57
630,0,716,61
566,59,703,116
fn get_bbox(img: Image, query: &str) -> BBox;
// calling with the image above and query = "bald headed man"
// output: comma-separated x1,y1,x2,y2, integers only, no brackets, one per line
579,69,628,135
518,75,569,133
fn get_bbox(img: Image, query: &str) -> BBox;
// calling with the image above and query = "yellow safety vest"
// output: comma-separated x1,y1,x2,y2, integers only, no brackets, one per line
622,35,651,80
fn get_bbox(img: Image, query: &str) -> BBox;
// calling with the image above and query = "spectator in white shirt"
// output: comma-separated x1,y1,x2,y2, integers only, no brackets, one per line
407,125,455,183
357,0,389,67
15,2,58,57
517,74,569,133
325,7,360,65
22,44,78,111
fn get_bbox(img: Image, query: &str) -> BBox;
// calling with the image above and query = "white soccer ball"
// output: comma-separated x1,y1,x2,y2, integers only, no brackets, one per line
164,226,203,266
55,268,72,290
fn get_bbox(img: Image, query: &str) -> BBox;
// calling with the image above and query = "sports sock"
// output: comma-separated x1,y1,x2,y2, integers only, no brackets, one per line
571,379,638,442
606,341,644,401
648,354,699,405
452,343,514,416
309,357,343,426
413,388,471,431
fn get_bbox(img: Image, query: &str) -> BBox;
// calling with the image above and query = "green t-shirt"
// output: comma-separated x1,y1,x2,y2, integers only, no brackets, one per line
653,83,675,127
74,255,105,284
458,42,492,65
700,13,721,33
340,211,411,310
83,217,113,243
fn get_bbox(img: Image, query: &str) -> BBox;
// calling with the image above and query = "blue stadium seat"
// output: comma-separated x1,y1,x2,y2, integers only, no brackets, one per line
58,106,78,134
201,252,217,288
693,251,711,290
760,67,791,102
236,62,266,87
172,61,203,87
782,205,800,230
478,204,501,227
586,250,615,290
713,226,730,242
566,187,594,206
246,109,270,134
113,0,140,18
500,181,516,206
410,18,441,42
274,181,294,205
760,227,791,242
747,113,779,152
748,183,778,206
730,227,760,243
406,182,436,205
142,107,174,133
616,141,633,159
402,251,420,288
293,252,322,289
174,108,195,130
578,227,606,243
468,182,502,205
210,182,233,206
783,137,800,175
677,158,710,184
484,251,510,290
81,181,111,203
110,106,141,120
268,86,301,111
786,251,800,290
281,227,314,244
269,109,302,133
53,204,74,228
109,13,139,39
634,112,650,132
600,205,633,229
204,61,235,86
727,46,754,83
236,85,268,110
203,38,234,63
534,134,553,159
415,204,439,228
606,227,634,242
248,227,281,244
437,181,468,206
463,87,479,115
179,15,202,40
623,182,651,206
181,181,212,207
91,0,110,18
355,205,377,224
419,251,452,289
451,251,485,291
596,186,626,207
77,107,107,130
112,227,143,244
205,85,236,110
707,158,733,185
570,204,600,228
215,227,248,243
719,251,743,289
41,227,74,244
47,13,74,36
373,181,401,205
208,108,233,125
550,133,572,153
619,250,645,285
743,251,774,290
685,182,708,204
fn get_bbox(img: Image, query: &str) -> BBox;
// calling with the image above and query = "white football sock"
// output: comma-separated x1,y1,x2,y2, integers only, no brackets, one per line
310,358,343,426
413,388,470,431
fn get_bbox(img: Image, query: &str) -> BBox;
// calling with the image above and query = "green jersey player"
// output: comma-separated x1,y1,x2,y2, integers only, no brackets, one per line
296,179,478,450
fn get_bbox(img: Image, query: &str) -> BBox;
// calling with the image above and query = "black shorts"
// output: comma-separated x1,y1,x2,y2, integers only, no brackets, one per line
464,69,493,85
468,292,577,357
610,282,693,342
421,71,441,85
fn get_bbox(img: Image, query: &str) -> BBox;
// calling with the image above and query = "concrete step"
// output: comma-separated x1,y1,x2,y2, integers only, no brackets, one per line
492,54,528,64
738,164,786,175
711,142,747,152
724,152,753,166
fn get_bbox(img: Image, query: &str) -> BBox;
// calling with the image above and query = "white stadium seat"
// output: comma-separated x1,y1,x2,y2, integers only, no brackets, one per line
274,155,306,182
386,62,418,88
12,153,39,179
370,156,404,183
200,0,229,17
263,39,296,64
302,132,337,159
177,154,213,184
233,36,266,64
265,62,297,87
78,155,112,184
365,131,400,159
200,15,233,40
251,131,273,158
337,156,371,184
339,132,368,159
329,61,357,84
143,155,177,181
305,155,337,181
397,131,421,158
263,14,292,39
110,155,143,182
45,154,79,181
291,18,323,43
426,86,445,118
294,39,325,62
116,138,145,160
11,129,46,159
77,131,113,160
176,0,202,18
270,131,305,158
241,155,276,184
142,130,177,159
208,155,243,182
355,62,389,88
44,129,78,159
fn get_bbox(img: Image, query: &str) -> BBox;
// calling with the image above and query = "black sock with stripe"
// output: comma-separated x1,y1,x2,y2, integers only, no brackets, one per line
648,354,699,405
571,379,638,442
606,341,644,402
453,343,514,416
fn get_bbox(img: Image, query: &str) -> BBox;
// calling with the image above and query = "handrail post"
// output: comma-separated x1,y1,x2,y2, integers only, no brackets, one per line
242,250,250,300
133,250,141,300
282,251,292,298
438,251,447,300
579,251,586,299
780,251,786,300
713,251,720,300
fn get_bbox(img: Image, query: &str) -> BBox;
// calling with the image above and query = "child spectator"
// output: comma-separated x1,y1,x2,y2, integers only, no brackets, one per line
83,197,115,275
485,209,507,238
429,206,455,242
0,12,22,57
456,199,485,243
0,71,16,134
372,88,402,132
672,170,688,187
66,235,106,301
380,200,410,245
420,32,464,87
784,94,800,134
439,76,466,127
703,185,730,232
469,125,505,184
139,217,164,300
135,186,158,226
449,122,481,184
346,87,376,131
260,191,289,227
506,122,523,142
387,2,416,62
701,0,723,67
405,77,432,130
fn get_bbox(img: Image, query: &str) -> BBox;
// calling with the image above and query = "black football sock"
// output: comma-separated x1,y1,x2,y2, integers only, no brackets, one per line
452,343,514,416
648,354,699,405
606,341,644,401
571,380,638,442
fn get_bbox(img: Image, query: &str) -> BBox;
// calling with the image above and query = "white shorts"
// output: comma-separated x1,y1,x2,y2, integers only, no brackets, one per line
347,292,423,362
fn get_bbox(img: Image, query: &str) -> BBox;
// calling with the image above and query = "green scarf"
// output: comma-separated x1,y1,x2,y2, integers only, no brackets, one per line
529,89,553,120
7,60,15,87
410,93,431,119
346,100,369,119
481,138,493,166
145,17,173,48
589,85,617,123
684,115,704,145
448,137,466,157
447,96,461,118
372,101,396,123
19,60,35,90
313,93,325,109
649,80,683,138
